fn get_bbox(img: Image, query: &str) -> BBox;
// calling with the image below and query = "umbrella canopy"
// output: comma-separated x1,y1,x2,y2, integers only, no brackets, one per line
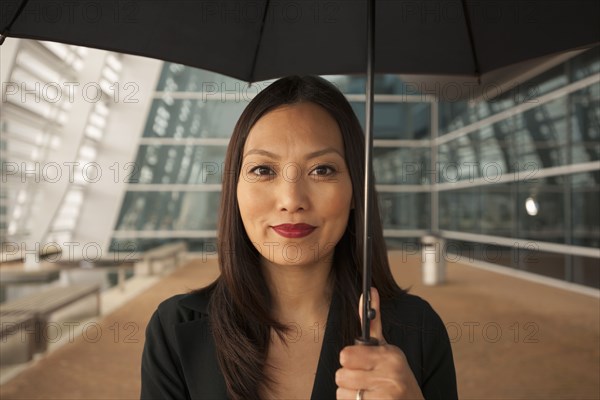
1,0,599,82
2,0,599,342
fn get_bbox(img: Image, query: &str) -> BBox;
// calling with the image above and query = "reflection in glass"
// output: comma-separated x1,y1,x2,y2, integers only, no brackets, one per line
351,102,430,140
571,172,600,248
378,192,430,230
571,83,600,164
130,145,227,185
143,99,247,138
115,192,220,231
373,147,430,184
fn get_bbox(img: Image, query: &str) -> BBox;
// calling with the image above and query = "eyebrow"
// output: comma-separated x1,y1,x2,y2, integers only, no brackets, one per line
243,147,344,160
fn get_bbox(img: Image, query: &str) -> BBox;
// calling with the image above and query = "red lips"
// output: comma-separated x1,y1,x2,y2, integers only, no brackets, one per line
271,223,316,238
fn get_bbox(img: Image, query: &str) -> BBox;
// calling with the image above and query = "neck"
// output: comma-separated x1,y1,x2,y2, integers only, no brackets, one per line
261,258,333,325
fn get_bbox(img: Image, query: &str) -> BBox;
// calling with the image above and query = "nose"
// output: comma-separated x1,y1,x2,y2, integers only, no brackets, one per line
276,174,309,213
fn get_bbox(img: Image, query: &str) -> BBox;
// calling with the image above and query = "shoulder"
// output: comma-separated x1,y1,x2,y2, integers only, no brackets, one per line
382,292,444,324
381,292,449,341
150,285,216,327
381,292,457,396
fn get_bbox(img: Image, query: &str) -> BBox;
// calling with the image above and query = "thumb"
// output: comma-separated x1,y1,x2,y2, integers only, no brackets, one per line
359,287,387,345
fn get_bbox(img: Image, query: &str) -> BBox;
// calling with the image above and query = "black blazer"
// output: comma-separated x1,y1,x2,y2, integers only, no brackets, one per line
141,288,458,399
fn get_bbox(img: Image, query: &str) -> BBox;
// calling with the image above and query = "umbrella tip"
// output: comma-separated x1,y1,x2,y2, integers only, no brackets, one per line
0,34,7,46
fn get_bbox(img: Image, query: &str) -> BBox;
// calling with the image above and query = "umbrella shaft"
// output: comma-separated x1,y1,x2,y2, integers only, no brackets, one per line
361,0,375,343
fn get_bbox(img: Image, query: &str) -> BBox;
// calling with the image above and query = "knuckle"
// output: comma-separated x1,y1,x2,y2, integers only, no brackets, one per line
339,348,348,364
335,369,343,384
389,355,405,370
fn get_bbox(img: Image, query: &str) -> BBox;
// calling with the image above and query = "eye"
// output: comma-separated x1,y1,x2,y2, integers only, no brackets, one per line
310,164,337,176
249,165,275,176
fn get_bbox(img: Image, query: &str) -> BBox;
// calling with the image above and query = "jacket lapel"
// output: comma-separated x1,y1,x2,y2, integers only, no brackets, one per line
310,291,343,399
174,293,229,399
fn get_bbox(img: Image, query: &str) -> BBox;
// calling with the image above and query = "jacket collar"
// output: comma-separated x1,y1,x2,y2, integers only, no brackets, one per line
178,287,212,314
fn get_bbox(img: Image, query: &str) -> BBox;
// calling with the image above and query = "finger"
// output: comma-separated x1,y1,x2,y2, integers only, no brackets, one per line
336,367,376,390
359,287,386,344
339,344,381,369
336,387,371,400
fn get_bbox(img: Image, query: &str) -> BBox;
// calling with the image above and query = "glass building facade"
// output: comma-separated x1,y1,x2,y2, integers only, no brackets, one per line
0,40,596,287
90,47,599,288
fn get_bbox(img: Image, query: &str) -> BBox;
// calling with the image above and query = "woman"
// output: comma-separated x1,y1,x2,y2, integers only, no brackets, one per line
141,76,457,400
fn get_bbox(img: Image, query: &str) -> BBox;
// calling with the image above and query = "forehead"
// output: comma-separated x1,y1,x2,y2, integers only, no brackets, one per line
244,102,344,154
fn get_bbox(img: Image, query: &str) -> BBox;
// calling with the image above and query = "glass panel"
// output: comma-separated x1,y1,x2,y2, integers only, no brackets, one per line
571,83,600,163
373,147,430,184
571,255,600,289
443,240,515,268
156,63,254,93
440,184,514,237
129,145,227,184
569,46,600,82
480,184,514,237
438,131,481,183
440,171,600,248
439,188,481,233
478,122,513,177
571,172,600,248
143,98,246,138
518,251,567,281
324,74,409,95
114,191,220,231
384,237,421,251
438,96,570,184
516,177,565,244
518,96,569,167
378,192,430,230
350,102,431,140
438,63,567,135
109,238,218,254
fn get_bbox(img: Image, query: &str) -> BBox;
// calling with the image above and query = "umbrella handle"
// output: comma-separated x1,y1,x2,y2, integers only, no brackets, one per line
355,337,379,346
355,309,379,346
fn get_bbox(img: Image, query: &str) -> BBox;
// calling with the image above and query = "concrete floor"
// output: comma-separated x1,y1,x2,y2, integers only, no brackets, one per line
1,253,598,399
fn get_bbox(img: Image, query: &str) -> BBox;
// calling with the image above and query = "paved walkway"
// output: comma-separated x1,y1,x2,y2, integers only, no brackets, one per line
1,253,598,399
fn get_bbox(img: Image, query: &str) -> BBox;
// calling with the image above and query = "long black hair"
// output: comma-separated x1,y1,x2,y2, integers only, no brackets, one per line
202,75,405,400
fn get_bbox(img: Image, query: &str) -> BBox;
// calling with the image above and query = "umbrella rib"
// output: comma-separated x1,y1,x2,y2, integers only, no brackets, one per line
249,0,271,83
461,0,481,83
0,0,31,45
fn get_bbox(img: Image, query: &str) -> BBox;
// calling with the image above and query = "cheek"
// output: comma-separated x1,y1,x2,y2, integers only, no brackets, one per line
320,180,353,224
237,181,267,231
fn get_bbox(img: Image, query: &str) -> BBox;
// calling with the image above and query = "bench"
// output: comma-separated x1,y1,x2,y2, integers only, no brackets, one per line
0,268,61,284
140,242,187,276
0,283,101,355
0,311,36,365
0,269,61,303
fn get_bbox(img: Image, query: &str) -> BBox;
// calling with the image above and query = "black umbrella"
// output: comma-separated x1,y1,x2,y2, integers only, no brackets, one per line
2,0,599,344
2,1,599,81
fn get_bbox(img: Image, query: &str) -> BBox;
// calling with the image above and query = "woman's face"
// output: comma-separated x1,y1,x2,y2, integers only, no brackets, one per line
237,102,353,268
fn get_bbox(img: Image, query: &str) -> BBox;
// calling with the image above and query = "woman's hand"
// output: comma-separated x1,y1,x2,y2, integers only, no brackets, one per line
335,287,425,400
